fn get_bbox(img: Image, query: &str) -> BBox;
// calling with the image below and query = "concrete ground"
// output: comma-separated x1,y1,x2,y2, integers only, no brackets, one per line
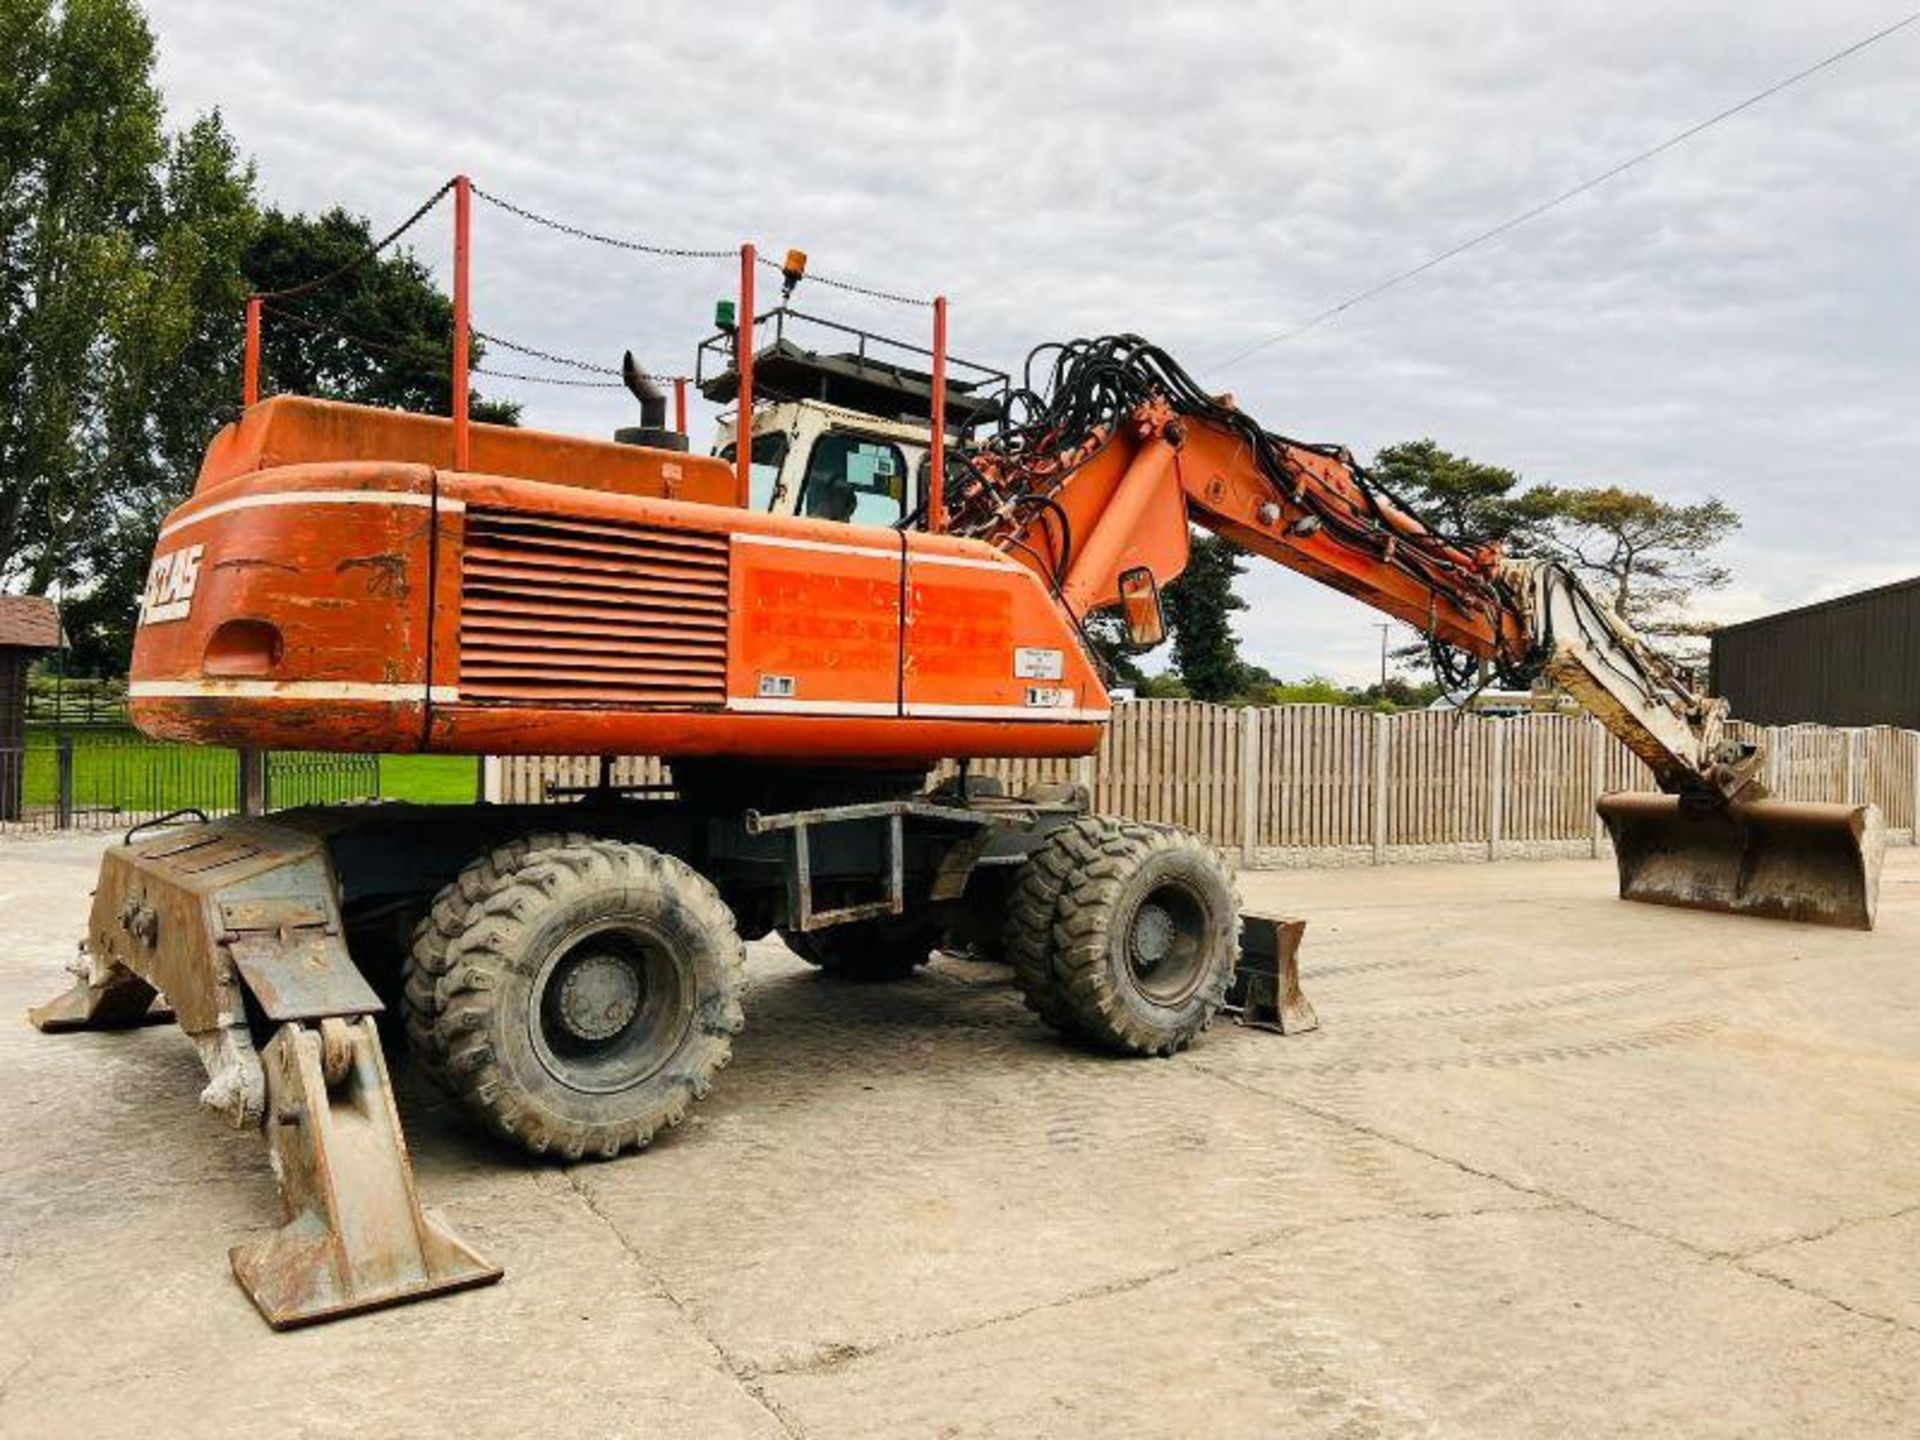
2,835,1918,1438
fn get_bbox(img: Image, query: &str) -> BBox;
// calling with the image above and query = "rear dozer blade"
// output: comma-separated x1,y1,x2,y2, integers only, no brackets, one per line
1597,793,1885,930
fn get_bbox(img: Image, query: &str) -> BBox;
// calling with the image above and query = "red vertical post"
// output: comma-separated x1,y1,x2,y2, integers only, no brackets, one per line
736,244,756,508
928,295,948,533
674,377,688,436
243,296,262,407
452,174,472,471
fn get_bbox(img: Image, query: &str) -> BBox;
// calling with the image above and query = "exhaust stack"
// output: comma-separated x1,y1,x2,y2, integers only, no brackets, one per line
616,350,690,452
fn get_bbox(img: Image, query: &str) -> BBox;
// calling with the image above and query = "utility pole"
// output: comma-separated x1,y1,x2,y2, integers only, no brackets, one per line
1375,622,1391,692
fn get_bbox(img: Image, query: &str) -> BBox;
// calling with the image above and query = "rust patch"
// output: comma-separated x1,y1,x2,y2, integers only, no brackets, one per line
214,556,300,575
336,553,410,599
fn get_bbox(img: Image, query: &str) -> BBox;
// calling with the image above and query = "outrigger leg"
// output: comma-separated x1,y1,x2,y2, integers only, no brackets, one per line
27,815,501,1326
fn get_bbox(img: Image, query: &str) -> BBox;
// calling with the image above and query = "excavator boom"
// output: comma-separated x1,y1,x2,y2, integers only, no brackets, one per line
955,336,1883,929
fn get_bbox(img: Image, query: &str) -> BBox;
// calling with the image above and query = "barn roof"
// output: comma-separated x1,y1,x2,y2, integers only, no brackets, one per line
0,596,62,651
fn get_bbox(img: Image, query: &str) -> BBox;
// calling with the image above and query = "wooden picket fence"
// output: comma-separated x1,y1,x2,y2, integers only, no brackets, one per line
490,702,1920,866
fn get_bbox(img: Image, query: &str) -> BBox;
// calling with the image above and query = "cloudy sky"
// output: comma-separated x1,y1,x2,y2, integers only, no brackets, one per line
142,1,1919,683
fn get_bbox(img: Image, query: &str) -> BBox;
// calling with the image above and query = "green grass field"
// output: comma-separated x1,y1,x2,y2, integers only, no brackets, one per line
19,725,479,811
378,753,481,804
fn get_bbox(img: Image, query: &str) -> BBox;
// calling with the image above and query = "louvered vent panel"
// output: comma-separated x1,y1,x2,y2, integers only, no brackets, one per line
460,509,729,706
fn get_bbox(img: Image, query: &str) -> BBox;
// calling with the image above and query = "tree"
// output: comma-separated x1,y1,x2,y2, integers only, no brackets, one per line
1369,439,1741,669
60,110,260,673
0,0,168,593
1526,486,1740,661
1079,611,1147,688
1369,438,1557,549
1265,675,1352,706
1134,672,1191,699
246,207,520,427
1161,533,1249,702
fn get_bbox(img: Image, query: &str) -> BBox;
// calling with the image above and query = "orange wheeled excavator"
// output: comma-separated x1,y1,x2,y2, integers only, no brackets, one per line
31,314,1882,1328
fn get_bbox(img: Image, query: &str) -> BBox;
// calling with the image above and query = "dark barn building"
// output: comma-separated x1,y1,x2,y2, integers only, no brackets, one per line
1710,576,1920,728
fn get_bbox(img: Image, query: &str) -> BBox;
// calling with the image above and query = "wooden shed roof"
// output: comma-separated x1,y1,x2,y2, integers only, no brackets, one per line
0,596,61,651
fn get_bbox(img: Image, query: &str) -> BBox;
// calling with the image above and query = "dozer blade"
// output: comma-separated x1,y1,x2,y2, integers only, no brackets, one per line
1598,793,1885,930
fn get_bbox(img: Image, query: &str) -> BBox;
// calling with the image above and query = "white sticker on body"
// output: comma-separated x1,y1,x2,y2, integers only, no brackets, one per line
1014,647,1065,680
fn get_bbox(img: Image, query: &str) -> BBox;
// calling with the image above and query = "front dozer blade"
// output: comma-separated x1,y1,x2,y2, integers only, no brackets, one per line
1598,793,1885,930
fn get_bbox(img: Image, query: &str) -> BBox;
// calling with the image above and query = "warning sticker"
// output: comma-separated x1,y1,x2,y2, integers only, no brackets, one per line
1014,647,1065,680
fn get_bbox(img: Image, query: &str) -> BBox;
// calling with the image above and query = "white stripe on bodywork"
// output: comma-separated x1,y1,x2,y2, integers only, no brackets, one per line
131,680,457,703
726,696,1106,722
157,489,460,540
904,702,1111,721
131,682,1102,720
725,697,898,716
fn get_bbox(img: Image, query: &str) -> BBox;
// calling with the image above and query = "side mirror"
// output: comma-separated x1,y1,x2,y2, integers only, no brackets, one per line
1117,566,1167,649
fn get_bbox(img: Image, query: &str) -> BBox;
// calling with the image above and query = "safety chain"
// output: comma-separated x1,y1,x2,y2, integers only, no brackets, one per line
474,181,932,306
260,303,447,368
472,328,619,375
471,185,735,260
472,367,624,389
754,252,932,308
254,180,455,302
473,327,691,386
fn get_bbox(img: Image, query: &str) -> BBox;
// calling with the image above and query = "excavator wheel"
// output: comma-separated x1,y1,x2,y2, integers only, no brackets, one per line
779,912,943,982
1003,816,1137,1033
1047,820,1240,1057
403,831,585,1083
402,836,744,1160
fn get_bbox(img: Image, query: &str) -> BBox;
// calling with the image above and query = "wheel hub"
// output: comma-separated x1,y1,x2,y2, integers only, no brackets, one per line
1130,902,1177,971
555,952,641,1042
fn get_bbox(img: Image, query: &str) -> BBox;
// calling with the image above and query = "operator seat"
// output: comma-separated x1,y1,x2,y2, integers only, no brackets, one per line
805,473,858,523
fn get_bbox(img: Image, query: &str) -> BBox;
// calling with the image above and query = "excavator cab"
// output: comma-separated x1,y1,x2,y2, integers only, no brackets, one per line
718,400,933,525
700,305,1006,529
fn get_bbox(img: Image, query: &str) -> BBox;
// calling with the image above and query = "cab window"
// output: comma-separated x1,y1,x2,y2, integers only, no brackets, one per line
797,433,909,526
719,432,791,510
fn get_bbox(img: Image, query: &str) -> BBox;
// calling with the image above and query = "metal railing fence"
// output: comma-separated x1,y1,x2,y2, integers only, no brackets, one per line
0,731,378,833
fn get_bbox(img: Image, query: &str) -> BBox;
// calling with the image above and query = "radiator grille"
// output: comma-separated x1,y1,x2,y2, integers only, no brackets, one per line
459,509,730,706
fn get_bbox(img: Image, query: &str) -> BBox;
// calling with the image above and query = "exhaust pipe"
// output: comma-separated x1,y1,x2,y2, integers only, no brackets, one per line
1598,792,1885,931
615,351,690,452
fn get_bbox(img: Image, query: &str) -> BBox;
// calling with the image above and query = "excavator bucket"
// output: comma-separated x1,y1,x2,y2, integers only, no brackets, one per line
1597,793,1885,930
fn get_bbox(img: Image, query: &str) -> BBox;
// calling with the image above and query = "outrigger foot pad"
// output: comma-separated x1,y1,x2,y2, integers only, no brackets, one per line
231,1017,501,1328
28,964,172,1033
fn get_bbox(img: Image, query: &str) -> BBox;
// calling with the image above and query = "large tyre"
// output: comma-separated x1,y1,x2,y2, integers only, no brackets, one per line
1003,816,1135,1032
1049,823,1240,1056
402,836,744,1160
779,912,941,982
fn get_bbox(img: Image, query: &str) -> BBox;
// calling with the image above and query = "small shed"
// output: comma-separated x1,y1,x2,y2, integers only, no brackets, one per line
0,596,62,820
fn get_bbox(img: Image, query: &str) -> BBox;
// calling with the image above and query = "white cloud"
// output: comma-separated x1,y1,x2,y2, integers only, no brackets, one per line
142,0,1920,683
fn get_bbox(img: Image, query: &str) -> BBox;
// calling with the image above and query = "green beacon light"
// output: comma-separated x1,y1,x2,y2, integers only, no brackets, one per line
714,298,736,330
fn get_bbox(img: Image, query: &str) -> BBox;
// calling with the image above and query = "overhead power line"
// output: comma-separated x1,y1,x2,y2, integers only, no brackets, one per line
1213,10,1920,371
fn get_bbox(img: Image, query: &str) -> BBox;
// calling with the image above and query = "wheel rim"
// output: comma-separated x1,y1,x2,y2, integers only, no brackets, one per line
1121,878,1211,1005
530,919,694,1094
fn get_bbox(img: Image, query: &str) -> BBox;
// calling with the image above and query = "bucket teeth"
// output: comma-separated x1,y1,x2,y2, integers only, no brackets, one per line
1598,793,1885,931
